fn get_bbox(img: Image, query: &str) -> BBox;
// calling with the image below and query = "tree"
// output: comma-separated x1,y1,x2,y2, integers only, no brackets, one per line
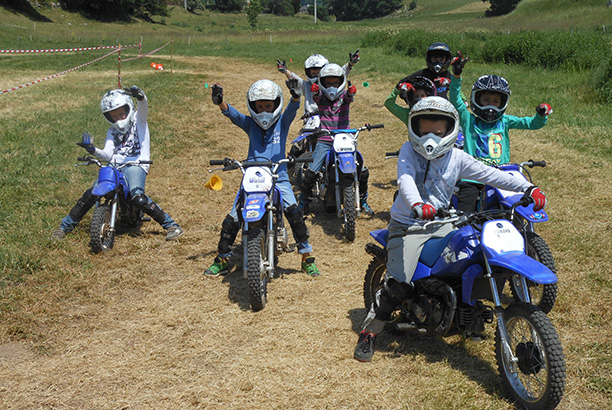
328,0,402,21
245,0,262,29
262,0,295,16
482,0,521,17
59,0,167,22
214,0,245,12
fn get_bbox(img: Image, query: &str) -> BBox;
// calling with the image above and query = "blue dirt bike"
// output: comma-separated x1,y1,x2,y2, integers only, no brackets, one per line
384,152,557,314
296,123,384,241
363,204,566,409
76,155,152,254
208,156,310,312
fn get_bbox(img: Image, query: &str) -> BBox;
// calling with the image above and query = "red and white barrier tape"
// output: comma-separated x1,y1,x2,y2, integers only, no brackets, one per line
122,40,172,62
1,48,119,95
0,43,140,54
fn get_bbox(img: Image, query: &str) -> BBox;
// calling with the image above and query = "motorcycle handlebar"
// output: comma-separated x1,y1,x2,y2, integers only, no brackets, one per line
209,159,225,166
526,159,546,168
385,151,400,157
366,123,384,130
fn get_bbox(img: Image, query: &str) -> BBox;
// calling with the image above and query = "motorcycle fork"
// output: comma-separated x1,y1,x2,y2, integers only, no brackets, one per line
266,190,276,276
108,192,119,234
483,251,520,374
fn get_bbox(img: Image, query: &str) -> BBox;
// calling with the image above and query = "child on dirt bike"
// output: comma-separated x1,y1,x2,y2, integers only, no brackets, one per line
353,96,547,362
50,86,183,242
448,51,553,212
204,79,320,277
384,76,437,127
276,51,360,166
297,63,375,216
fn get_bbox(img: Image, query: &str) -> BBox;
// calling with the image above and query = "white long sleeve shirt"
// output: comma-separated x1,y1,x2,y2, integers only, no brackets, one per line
391,143,532,225
95,96,151,173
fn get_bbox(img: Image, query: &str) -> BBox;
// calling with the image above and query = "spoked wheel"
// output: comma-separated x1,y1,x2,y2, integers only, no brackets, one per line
90,203,114,254
246,226,267,312
495,302,566,410
363,257,402,332
511,231,558,313
343,184,356,242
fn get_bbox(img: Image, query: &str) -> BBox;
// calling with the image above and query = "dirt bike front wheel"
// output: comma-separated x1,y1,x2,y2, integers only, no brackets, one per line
495,302,566,410
343,184,356,242
90,203,114,254
247,226,268,312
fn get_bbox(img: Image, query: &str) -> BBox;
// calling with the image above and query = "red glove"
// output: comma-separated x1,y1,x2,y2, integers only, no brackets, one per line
523,186,547,211
412,202,436,220
310,83,320,95
451,51,468,76
348,82,357,97
433,77,450,88
536,103,553,116
397,82,415,93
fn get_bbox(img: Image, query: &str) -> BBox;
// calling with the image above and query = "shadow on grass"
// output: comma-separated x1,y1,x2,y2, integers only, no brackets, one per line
348,307,503,398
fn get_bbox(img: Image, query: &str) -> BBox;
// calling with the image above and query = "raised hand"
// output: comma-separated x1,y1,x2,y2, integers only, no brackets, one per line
286,78,302,99
123,85,145,101
211,83,224,105
347,81,357,97
76,132,95,154
310,83,320,95
451,51,469,76
277,58,287,73
349,49,360,66
536,103,553,116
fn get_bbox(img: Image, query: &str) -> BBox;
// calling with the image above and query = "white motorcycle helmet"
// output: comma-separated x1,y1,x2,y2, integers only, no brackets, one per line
247,79,283,130
304,53,329,83
408,96,459,160
317,63,346,101
100,89,136,134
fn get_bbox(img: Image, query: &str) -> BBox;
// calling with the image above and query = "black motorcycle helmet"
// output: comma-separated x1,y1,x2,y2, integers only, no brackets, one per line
426,42,452,74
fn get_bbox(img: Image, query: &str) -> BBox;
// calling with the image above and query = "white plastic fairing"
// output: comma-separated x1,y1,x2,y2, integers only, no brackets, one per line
242,167,273,193
481,220,524,253
495,170,527,199
333,133,356,153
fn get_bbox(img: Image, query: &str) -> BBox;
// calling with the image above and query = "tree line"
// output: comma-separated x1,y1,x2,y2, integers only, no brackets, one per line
1,0,521,23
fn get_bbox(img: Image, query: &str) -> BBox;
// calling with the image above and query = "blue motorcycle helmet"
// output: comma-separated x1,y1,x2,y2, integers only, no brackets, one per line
471,74,511,123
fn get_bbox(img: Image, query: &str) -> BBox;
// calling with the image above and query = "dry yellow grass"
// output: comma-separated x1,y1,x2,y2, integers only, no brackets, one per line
0,56,610,409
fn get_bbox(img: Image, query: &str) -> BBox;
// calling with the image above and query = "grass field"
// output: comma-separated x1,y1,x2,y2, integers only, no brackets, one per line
1,1,612,409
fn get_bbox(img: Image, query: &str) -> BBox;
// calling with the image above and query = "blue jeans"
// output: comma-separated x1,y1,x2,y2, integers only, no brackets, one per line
60,165,176,231
222,179,312,256
310,140,333,173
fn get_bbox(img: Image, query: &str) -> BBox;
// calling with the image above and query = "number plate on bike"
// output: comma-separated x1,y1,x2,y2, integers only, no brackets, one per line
333,134,356,153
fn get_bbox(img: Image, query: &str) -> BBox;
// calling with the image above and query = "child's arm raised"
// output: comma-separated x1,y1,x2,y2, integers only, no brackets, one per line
211,83,228,111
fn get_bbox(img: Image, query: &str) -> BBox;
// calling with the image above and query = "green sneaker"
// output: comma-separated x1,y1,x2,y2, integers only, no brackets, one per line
301,257,320,277
204,256,229,277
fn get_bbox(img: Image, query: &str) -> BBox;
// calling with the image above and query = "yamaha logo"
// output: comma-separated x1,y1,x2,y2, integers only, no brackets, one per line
496,223,503,228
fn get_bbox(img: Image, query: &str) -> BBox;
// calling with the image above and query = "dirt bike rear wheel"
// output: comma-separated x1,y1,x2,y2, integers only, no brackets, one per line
247,226,267,312
511,231,557,314
343,184,356,242
495,302,566,410
90,203,114,254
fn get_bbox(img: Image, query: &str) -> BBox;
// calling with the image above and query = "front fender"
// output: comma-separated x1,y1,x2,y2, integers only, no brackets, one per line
242,193,268,223
337,152,357,174
487,251,557,284
92,166,118,196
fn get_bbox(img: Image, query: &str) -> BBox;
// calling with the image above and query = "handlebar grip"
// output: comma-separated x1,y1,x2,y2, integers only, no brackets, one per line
367,123,384,129
294,156,312,163
385,151,400,157
77,157,89,162
209,160,225,166
140,160,153,165
527,159,546,168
